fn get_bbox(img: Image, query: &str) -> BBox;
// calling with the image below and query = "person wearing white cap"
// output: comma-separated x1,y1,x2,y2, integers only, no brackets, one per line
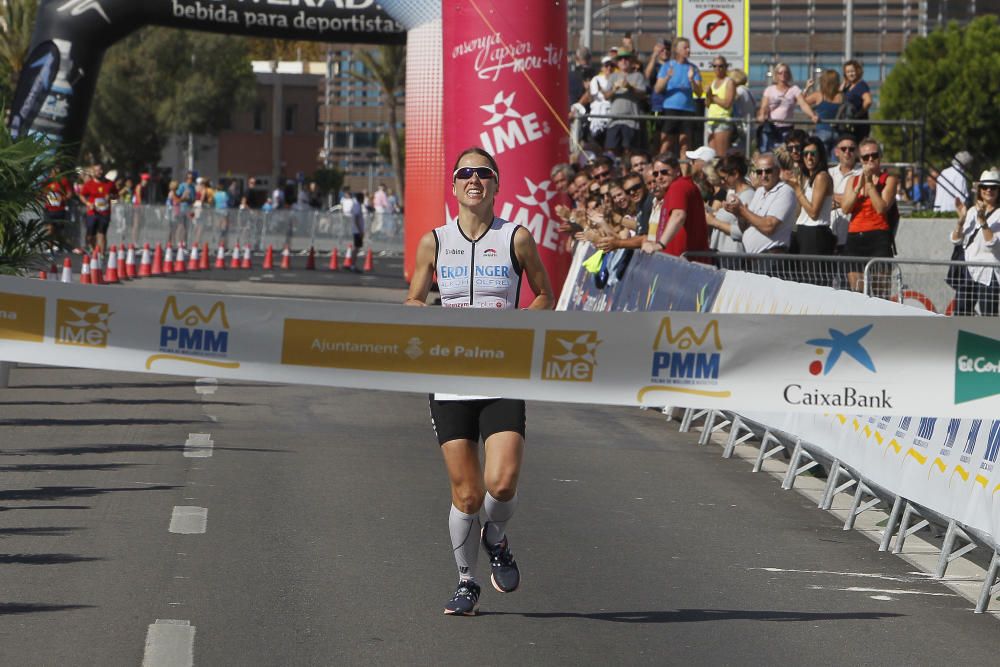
935,151,973,212
685,146,716,178
951,169,1000,315
587,56,614,143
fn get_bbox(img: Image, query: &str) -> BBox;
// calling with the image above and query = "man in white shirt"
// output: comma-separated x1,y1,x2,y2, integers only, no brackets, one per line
934,150,973,212
828,134,863,250
724,153,797,254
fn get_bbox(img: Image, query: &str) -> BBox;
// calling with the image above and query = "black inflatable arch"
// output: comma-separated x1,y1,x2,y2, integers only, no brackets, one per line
10,0,407,150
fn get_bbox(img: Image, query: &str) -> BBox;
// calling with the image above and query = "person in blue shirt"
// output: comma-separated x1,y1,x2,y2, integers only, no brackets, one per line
654,37,702,157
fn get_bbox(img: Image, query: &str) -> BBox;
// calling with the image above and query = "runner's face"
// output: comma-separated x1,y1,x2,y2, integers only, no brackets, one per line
452,154,498,208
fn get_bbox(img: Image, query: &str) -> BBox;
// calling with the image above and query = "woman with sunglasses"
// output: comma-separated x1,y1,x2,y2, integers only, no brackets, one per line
405,147,553,616
787,136,835,260
704,57,735,156
840,138,898,293
952,169,1000,316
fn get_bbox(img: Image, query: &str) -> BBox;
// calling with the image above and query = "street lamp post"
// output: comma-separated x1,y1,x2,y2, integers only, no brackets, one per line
582,0,638,51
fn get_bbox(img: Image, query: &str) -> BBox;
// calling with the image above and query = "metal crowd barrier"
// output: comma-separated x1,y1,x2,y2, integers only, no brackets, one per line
662,406,1000,613
86,203,405,256
684,251,999,317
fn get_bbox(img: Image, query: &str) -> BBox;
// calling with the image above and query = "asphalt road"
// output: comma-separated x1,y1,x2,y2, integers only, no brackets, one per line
2,364,998,666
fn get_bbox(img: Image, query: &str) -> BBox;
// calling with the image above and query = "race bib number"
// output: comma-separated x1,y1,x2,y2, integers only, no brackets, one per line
95,197,109,212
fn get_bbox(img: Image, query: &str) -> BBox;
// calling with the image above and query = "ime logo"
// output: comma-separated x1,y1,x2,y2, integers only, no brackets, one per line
806,324,876,376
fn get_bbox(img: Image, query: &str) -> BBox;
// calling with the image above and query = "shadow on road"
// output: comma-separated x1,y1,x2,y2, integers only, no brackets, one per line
5,443,285,456
0,527,82,538
0,553,103,565
0,463,145,472
1,418,204,427
0,602,95,615
479,609,905,623
0,399,248,407
0,485,179,502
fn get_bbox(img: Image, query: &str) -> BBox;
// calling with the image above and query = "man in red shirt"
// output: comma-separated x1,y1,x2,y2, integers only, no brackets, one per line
42,167,73,251
641,156,709,258
78,163,118,251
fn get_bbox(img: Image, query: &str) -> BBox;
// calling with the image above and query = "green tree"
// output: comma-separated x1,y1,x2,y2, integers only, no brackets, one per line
349,45,405,200
84,28,255,173
0,0,38,108
877,16,1000,169
0,122,61,274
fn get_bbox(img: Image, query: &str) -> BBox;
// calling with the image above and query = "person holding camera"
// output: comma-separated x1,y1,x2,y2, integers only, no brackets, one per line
840,138,898,293
951,169,1000,316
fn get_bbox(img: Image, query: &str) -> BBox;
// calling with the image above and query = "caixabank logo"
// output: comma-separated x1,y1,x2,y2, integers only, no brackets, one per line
784,324,893,408
145,296,240,370
541,330,601,382
955,330,1000,404
55,299,112,348
636,318,731,402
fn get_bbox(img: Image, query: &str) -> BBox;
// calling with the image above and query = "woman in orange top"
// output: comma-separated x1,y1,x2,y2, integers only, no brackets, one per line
840,137,898,293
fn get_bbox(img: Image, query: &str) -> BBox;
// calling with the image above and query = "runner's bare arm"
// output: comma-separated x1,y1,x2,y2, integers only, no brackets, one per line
404,231,436,306
513,227,553,310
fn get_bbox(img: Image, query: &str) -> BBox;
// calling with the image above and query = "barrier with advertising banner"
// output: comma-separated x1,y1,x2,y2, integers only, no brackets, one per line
558,247,1000,547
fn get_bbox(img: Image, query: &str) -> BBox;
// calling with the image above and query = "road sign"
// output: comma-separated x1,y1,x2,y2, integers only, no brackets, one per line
679,0,748,73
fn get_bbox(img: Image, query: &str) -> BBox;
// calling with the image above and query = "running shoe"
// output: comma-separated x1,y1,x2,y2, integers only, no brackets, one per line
482,523,520,593
443,579,480,616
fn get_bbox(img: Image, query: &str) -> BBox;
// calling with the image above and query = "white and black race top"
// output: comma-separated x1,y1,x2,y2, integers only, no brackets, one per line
433,216,523,309
432,216,524,401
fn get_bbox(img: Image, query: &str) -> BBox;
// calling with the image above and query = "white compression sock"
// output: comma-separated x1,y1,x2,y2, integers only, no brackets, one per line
483,491,518,546
448,505,481,582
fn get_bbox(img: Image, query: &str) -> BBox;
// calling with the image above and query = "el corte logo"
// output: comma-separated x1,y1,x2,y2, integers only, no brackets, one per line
0,292,45,343
955,330,1000,404
146,296,239,370
56,299,112,348
542,330,601,382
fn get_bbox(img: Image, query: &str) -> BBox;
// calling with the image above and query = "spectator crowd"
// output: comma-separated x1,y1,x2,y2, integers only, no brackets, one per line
557,33,999,315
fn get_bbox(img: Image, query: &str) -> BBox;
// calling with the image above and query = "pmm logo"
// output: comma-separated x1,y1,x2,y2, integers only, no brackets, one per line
542,330,600,382
159,296,229,357
651,318,721,382
56,299,112,348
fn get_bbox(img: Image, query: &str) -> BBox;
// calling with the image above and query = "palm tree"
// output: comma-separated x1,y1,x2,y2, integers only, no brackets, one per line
0,122,61,275
349,45,406,200
0,0,38,91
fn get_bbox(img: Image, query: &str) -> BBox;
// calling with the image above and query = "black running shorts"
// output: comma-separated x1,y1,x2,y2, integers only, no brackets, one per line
428,396,526,446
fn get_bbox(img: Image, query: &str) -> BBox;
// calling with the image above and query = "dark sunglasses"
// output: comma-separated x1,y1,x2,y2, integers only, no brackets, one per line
981,184,999,191
625,184,644,194
802,150,819,157
651,169,672,178
753,167,776,175
592,169,611,179
786,144,802,153
859,152,880,162
838,145,857,152
453,166,497,180
712,64,727,69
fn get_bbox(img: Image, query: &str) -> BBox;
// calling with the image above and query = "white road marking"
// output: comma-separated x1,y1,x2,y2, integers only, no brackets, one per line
194,378,218,396
183,433,214,458
169,507,208,534
142,619,195,667
749,567,930,583
870,595,894,601
808,585,956,597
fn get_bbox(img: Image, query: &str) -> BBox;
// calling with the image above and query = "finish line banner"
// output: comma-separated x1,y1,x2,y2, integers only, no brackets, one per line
0,276,997,418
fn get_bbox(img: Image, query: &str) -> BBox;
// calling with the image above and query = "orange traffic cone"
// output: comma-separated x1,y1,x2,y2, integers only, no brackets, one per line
174,244,187,273
230,245,241,269
241,244,252,270
104,245,120,284
200,243,210,271
263,244,274,270
215,243,227,269
280,245,291,270
80,255,91,284
150,243,162,276
61,257,73,283
117,246,126,278
363,248,373,273
163,244,174,274
187,244,200,271
328,247,339,271
91,249,104,285
139,244,152,277
343,245,354,270
124,244,137,279
306,246,316,270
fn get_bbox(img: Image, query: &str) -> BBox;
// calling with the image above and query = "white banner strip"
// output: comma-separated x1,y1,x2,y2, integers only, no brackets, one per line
0,276,997,418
